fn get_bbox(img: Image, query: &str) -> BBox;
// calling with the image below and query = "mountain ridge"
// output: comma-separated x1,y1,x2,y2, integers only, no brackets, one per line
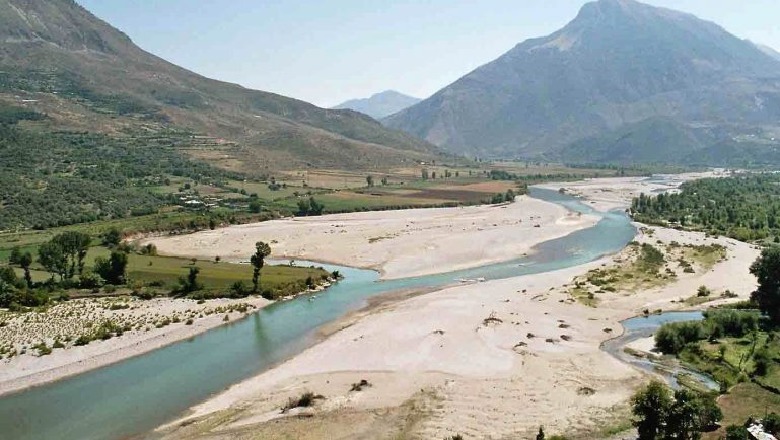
0,0,439,172
384,0,780,164
332,90,421,119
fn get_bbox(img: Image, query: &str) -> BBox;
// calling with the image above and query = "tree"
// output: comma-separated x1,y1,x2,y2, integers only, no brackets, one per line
38,232,91,280
251,241,272,292
308,197,324,215
8,246,21,265
38,240,67,280
19,251,32,288
0,266,18,287
57,231,91,277
764,412,780,435
381,177,388,186
632,381,673,440
94,251,128,285
249,199,262,213
366,175,374,187
696,393,722,431
102,228,122,248
724,425,749,440
505,189,516,202
536,426,545,440
297,198,310,216
0,280,14,308
750,245,780,324
665,388,704,440
176,267,201,294
754,348,771,376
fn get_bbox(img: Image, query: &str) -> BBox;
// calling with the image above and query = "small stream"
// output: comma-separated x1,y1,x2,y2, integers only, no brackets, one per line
602,311,719,391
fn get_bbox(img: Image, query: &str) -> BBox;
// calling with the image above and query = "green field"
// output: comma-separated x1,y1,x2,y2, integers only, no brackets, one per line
3,245,329,294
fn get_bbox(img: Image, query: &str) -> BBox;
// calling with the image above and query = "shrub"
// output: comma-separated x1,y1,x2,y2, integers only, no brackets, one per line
229,281,249,298
350,379,371,392
33,342,52,356
282,391,317,412
703,309,760,338
74,335,91,346
655,321,705,354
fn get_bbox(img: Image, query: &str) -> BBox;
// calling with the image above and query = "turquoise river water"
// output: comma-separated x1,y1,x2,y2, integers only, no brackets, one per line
0,187,638,440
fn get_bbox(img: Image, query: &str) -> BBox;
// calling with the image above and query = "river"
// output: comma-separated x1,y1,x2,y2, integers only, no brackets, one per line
0,187,637,440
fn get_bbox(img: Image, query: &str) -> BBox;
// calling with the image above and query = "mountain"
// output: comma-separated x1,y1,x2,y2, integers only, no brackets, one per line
754,42,780,62
0,0,438,172
332,90,421,119
385,0,780,164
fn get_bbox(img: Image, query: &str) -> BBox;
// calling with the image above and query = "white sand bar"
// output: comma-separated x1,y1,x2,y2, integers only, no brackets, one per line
146,195,598,280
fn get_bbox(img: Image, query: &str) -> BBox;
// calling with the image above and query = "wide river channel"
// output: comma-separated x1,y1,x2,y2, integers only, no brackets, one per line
0,187,640,440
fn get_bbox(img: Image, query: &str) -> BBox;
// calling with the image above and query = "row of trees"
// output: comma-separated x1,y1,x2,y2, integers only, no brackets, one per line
296,197,324,216
6,232,128,289
631,174,780,241
489,189,516,204
654,309,762,355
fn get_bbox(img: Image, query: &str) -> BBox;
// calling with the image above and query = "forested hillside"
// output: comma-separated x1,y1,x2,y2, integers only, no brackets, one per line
0,106,241,230
0,0,438,172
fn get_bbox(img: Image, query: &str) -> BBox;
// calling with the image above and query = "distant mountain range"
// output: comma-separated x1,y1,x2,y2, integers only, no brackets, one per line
332,90,421,119
0,0,438,172
385,0,780,166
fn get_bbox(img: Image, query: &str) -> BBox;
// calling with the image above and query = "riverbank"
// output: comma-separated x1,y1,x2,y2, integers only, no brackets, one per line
0,193,593,402
146,195,599,280
162,255,645,439
158,175,760,439
0,295,274,396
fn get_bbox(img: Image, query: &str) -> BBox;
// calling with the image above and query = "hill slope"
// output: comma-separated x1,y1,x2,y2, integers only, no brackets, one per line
385,0,780,164
0,0,437,172
332,90,421,119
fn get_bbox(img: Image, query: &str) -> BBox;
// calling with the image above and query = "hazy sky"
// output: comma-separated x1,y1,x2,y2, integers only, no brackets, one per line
77,0,780,107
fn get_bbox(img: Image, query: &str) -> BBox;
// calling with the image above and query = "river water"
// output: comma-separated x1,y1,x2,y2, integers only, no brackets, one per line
0,187,637,440
602,311,719,391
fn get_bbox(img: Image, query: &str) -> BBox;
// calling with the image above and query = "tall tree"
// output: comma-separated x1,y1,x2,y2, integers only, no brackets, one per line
631,380,673,440
94,251,128,285
665,389,704,440
19,251,32,288
38,240,67,281
251,241,272,293
56,231,91,278
749,245,780,324
8,246,21,265
38,232,91,280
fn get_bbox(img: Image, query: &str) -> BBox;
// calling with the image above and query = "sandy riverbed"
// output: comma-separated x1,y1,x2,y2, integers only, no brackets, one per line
158,174,760,439
0,191,594,400
145,195,598,280
0,296,270,396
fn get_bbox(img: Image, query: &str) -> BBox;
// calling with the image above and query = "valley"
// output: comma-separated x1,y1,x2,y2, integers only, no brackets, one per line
1,0,780,439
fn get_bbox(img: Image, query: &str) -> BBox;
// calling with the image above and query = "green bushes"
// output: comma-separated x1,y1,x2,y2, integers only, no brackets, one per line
655,321,706,354
637,243,665,272
655,310,762,354
703,309,760,338
631,381,721,439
